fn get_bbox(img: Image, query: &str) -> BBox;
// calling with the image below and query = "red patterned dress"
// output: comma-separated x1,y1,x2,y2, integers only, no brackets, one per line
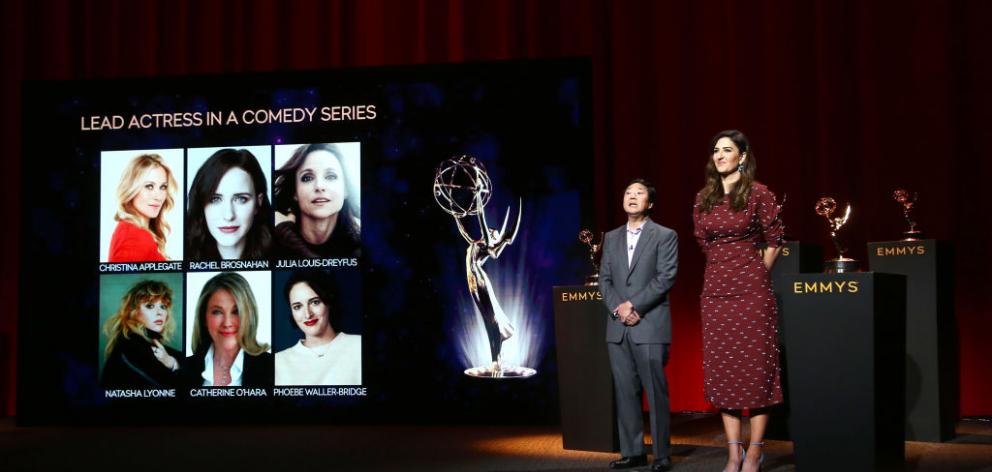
693,182,784,409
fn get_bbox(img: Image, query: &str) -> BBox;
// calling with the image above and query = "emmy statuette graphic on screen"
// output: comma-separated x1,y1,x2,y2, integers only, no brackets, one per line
433,155,536,379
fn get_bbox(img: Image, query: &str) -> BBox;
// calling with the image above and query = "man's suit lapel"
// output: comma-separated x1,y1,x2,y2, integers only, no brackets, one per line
619,227,631,273
627,220,655,280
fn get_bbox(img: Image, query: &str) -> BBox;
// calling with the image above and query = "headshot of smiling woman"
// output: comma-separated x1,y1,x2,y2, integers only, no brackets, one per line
107,153,179,262
187,148,273,260
182,271,273,388
274,270,361,386
101,278,183,389
273,143,361,259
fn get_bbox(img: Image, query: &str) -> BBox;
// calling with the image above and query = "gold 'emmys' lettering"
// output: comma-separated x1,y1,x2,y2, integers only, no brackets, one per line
793,280,860,294
561,291,604,302
875,245,926,257
780,246,791,257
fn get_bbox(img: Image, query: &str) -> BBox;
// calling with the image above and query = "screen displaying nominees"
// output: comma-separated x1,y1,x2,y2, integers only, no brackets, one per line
20,59,591,425
96,142,365,399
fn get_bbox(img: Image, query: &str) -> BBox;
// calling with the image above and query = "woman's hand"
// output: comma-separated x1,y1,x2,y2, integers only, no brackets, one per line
151,340,179,371
761,246,782,271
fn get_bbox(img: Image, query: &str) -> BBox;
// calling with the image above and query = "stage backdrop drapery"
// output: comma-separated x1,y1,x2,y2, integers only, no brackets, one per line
2,0,989,417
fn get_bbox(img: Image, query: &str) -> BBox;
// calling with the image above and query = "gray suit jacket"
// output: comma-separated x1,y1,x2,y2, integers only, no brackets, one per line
598,218,679,344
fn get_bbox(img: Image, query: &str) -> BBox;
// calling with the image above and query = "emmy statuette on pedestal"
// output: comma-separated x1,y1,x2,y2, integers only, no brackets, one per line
893,189,923,241
815,197,859,273
577,229,603,286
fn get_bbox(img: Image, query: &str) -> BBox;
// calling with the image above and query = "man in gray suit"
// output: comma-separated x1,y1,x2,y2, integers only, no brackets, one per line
599,178,679,471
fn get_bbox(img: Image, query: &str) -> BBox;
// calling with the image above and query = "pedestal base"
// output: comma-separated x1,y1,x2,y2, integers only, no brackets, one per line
824,257,859,273
464,365,537,378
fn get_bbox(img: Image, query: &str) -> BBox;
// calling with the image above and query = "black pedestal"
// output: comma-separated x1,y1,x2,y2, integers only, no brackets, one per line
770,241,824,278
766,241,822,440
553,285,618,452
868,239,957,442
780,273,906,472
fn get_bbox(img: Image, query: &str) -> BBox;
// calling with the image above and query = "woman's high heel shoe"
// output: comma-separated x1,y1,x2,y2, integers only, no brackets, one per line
725,440,744,472
743,441,765,471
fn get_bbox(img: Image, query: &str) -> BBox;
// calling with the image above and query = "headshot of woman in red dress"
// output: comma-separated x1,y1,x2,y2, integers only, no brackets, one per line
108,153,179,262
693,129,785,472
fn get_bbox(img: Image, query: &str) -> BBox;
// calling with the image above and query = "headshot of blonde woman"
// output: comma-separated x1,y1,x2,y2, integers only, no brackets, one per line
181,271,273,388
101,149,184,262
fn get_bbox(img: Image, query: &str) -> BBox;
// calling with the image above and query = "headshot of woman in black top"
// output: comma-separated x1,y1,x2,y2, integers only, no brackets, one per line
273,143,360,259
101,279,182,389
187,148,273,260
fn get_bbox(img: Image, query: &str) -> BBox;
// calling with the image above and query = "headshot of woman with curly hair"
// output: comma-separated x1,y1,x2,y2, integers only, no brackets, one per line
101,278,182,389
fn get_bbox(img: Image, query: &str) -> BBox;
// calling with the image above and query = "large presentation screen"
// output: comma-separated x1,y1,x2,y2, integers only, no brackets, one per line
19,60,593,424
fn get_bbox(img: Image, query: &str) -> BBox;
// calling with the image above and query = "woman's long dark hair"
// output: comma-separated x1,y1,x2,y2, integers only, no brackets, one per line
283,270,342,334
698,130,756,213
187,149,273,260
273,143,360,245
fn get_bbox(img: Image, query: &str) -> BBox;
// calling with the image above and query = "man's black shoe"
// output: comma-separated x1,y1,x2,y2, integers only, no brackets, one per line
609,455,647,469
651,456,672,471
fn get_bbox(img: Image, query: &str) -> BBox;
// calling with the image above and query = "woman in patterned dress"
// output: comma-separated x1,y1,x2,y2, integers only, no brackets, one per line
693,130,784,472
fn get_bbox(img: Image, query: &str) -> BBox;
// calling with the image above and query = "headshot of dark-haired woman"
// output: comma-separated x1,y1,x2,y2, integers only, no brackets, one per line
272,143,361,259
283,270,343,334
187,149,273,260
699,129,757,213
274,270,362,386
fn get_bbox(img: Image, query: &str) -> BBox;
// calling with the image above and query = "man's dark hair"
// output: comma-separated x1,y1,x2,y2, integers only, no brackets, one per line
625,178,656,209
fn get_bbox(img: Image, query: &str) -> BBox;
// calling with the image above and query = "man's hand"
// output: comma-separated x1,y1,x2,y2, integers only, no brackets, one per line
624,309,641,326
614,301,634,322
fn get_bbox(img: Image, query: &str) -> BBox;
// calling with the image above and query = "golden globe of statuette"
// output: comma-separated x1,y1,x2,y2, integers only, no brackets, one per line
578,229,593,245
892,189,911,205
815,196,859,273
814,197,837,218
892,188,923,240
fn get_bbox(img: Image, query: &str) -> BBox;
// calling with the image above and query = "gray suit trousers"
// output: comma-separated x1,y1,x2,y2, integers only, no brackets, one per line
607,329,671,459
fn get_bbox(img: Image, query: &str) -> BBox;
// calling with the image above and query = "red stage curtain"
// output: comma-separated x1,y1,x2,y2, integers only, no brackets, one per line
2,0,990,416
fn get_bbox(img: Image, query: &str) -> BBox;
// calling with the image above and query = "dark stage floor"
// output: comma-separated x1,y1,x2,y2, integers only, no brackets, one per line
3,414,991,471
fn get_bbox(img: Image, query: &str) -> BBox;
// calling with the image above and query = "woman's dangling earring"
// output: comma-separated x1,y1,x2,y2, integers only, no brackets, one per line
737,162,745,173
